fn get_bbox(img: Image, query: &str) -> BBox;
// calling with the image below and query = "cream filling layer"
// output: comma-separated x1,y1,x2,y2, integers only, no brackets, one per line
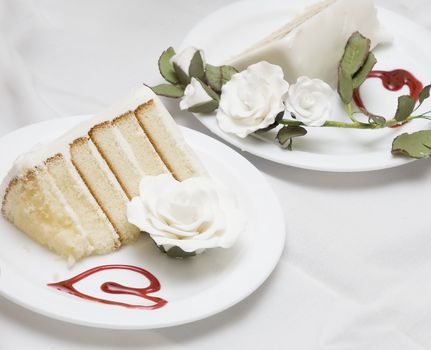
5,87,155,173
111,125,146,178
43,165,94,262
87,138,129,203
144,102,207,177
1,87,155,205
63,157,119,241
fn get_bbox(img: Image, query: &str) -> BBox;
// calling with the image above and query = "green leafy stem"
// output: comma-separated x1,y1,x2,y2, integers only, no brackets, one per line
149,33,431,159
260,31,431,157
280,107,431,129
148,47,235,113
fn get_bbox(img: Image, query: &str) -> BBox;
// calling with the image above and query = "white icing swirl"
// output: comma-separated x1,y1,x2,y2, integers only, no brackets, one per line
179,78,213,111
216,61,289,138
127,174,244,254
284,76,334,127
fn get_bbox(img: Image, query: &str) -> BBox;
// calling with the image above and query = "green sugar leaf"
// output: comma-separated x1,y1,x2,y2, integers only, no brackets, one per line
165,246,196,258
392,130,431,159
195,78,220,101
158,47,179,85
395,95,415,122
149,84,184,98
205,64,238,92
188,99,219,114
353,52,377,89
340,32,371,76
188,51,205,81
275,111,284,123
359,107,386,126
372,116,387,126
338,67,354,104
254,123,278,134
256,111,284,134
205,64,221,91
419,84,431,105
277,125,307,150
153,240,196,258
220,65,238,83
173,62,191,86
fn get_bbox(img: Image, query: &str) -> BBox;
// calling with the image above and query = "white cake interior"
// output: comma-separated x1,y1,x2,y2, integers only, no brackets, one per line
1,87,206,262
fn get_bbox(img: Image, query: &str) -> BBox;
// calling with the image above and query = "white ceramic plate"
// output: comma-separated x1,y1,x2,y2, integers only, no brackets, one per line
180,0,431,172
0,116,285,329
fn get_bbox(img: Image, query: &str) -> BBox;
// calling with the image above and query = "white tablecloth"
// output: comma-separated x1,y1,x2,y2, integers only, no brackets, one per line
1,1,431,349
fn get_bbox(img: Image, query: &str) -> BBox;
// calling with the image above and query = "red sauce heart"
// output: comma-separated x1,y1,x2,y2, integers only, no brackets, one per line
48,264,167,310
353,69,423,124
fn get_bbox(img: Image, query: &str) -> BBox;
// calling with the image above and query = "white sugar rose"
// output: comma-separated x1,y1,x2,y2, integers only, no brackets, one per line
216,61,290,138
284,76,334,127
127,174,245,256
179,78,213,110
170,47,204,76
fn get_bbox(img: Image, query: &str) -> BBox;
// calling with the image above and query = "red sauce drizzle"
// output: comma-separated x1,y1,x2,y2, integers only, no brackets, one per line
48,264,167,310
353,69,423,110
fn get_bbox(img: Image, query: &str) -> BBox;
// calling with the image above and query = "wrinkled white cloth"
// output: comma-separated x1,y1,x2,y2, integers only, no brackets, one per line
0,0,57,132
1,1,431,350
1,0,430,136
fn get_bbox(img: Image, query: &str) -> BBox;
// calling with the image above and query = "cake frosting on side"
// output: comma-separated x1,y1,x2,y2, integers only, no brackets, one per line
227,0,390,87
1,86,206,263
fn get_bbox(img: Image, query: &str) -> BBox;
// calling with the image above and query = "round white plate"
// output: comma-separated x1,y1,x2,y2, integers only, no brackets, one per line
0,116,285,330
180,0,431,172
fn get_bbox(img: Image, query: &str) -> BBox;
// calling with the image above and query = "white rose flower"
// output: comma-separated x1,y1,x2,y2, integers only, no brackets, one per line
179,78,213,111
284,76,334,127
170,47,204,76
127,174,245,256
216,61,290,138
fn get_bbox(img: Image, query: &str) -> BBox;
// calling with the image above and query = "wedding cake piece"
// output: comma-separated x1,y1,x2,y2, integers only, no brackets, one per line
227,0,389,87
1,87,206,262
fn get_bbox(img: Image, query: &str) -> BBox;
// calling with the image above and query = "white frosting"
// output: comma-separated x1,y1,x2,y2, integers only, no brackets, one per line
0,83,207,251
179,78,213,111
20,86,154,167
170,47,203,75
216,61,289,138
127,174,245,254
227,0,390,87
284,76,334,127
0,86,156,200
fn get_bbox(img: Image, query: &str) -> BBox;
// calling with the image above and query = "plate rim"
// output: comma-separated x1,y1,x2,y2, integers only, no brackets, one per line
0,115,286,330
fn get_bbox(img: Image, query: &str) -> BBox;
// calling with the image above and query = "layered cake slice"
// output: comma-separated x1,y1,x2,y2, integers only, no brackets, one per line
227,0,389,87
1,87,206,262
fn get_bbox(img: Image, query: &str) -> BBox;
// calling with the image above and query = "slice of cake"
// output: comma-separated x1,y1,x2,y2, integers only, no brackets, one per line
227,0,389,87
1,87,206,263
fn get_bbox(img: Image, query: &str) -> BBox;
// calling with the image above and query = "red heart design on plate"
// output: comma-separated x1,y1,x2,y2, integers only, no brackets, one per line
48,264,167,310
353,69,423,127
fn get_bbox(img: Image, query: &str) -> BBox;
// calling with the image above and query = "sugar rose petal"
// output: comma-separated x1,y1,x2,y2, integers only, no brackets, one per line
179,78,213,111
284,76,334,127
127,174,245,255
216,61,290,138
